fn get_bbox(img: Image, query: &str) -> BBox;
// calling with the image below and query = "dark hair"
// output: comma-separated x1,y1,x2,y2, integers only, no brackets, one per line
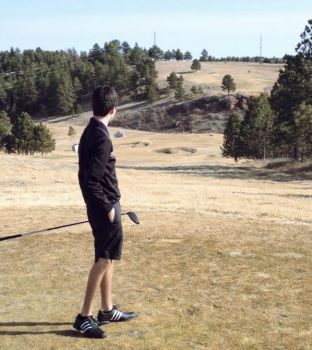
92,86,118,117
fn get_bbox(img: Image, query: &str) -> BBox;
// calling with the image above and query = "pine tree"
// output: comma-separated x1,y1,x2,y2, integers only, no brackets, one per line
175,76,185,100
293,102,312,161
0,111,12,149
222,112,242,162
191,86,198,95
271,19,312,159
164,50,172,60
167,72,178,89
296,19,312,57
68,126,76,143
184,51,193,60
147,45,163,60
12,112,34,154
240,94,274,159
191,59,201,71
175,49,184,61
33,123,55,155
146,82,159,103
221,75,236,95
200,49,208,62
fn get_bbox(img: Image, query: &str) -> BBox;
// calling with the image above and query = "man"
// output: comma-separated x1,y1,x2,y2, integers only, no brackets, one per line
73,86,136,339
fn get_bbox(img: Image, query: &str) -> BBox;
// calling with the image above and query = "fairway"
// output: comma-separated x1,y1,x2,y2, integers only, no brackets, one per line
156,61,283,95
0,121,311,349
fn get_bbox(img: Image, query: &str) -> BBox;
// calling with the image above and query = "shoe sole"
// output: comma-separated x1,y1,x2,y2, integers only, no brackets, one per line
73,324,107,338
98,315,137,325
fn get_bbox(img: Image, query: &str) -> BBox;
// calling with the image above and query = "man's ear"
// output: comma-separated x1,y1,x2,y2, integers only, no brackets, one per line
109,106,116,115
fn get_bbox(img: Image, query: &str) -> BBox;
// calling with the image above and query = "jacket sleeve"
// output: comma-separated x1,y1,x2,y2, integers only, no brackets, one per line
85,131,113,213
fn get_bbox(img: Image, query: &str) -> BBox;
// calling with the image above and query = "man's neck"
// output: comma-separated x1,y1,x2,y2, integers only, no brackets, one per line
94,116,109,127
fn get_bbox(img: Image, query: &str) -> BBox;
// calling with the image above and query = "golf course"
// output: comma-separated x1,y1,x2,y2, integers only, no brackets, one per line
0,59,311,349
2,0,312,345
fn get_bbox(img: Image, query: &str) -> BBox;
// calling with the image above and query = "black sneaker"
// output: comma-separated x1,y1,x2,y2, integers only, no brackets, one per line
97,305,137,325
73,314,107,338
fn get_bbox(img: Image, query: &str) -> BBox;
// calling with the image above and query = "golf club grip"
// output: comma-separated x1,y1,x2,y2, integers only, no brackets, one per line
0,234,22,241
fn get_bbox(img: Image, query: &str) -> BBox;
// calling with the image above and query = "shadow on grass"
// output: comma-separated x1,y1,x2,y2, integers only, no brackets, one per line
0,323,82,337
0,322,72,327
117,164,312,182
0,329,81,337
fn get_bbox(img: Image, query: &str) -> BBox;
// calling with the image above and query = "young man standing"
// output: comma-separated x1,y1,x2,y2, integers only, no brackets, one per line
73,86,136,338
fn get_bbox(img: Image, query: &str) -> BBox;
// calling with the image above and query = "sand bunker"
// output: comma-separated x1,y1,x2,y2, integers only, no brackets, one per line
121,141,151,148
156,147,197,155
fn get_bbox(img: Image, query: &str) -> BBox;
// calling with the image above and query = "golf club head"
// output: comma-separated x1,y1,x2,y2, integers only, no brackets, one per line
127,211,140,225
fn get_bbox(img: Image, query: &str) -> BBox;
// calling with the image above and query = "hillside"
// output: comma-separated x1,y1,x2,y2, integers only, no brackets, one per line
104,61,282,133
111,94,252,133
156,61,283,95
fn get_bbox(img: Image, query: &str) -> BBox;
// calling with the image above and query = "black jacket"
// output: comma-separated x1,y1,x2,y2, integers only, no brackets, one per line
78,117,120,213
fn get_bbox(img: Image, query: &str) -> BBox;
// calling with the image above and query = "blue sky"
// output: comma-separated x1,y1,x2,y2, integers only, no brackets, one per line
0,0,311,57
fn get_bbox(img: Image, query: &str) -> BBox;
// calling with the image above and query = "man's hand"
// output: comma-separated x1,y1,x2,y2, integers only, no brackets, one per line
108,207,115,223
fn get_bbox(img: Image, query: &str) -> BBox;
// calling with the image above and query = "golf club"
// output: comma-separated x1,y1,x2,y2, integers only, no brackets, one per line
0,211,139,242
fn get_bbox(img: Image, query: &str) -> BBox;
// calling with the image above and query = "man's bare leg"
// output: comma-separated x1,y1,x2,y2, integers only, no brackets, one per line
81,258,110,316
100,260,114,311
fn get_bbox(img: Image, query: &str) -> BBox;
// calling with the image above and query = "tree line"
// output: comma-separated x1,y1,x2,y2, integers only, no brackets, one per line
222,19,312,162
0,40,162,118
0,111,55,154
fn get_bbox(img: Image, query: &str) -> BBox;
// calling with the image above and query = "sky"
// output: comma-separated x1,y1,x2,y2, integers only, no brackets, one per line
0,0,311,58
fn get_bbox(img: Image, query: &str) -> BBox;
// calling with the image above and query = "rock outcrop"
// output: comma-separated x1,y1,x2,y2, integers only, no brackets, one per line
112,94,253,133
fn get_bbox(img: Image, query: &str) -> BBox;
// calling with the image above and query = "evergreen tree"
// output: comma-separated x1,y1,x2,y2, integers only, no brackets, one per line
200,49,208,62
271,19,312,159
0,84,7,111
121,41,132,63
12,112,34,154
184,51,193,60
0,111,12,149
292,102,312,161
164,50,172,60
175,76,185,100
15,71,38,114
296,19,312,57
146,81,159,103
167,72,179,89
191,86,198,95
222,112,242,162
129,43,146,65
49,71,75,115
147,45,163,60
88,43,103,60
68,125,76,143
33,122,55,155
2,134,17,153
221,75,236,95
191,59,201,71
130,58,158,100
175,49,184,61
240,94,274,159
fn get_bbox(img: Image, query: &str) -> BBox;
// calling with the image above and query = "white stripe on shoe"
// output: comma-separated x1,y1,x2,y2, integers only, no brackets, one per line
111,309,122,321
81,320,94,332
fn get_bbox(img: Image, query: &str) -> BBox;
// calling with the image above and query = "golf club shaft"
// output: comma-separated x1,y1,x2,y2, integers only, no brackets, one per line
0,212,139,242
0,220,89,241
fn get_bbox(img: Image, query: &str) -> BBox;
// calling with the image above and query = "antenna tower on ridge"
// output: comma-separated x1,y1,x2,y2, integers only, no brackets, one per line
260,34,263,64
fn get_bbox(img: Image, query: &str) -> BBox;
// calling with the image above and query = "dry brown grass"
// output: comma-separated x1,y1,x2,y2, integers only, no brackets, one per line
0,122,311,349
156,61,283,95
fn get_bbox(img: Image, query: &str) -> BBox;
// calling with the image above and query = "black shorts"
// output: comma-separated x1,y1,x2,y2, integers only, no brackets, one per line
87,202,123,262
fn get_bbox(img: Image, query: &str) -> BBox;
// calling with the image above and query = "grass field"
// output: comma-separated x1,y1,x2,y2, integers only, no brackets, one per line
0,116,311,350
156,61,283,95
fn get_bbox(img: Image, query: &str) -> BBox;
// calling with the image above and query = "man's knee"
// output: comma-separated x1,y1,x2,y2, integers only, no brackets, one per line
96,258,113,269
